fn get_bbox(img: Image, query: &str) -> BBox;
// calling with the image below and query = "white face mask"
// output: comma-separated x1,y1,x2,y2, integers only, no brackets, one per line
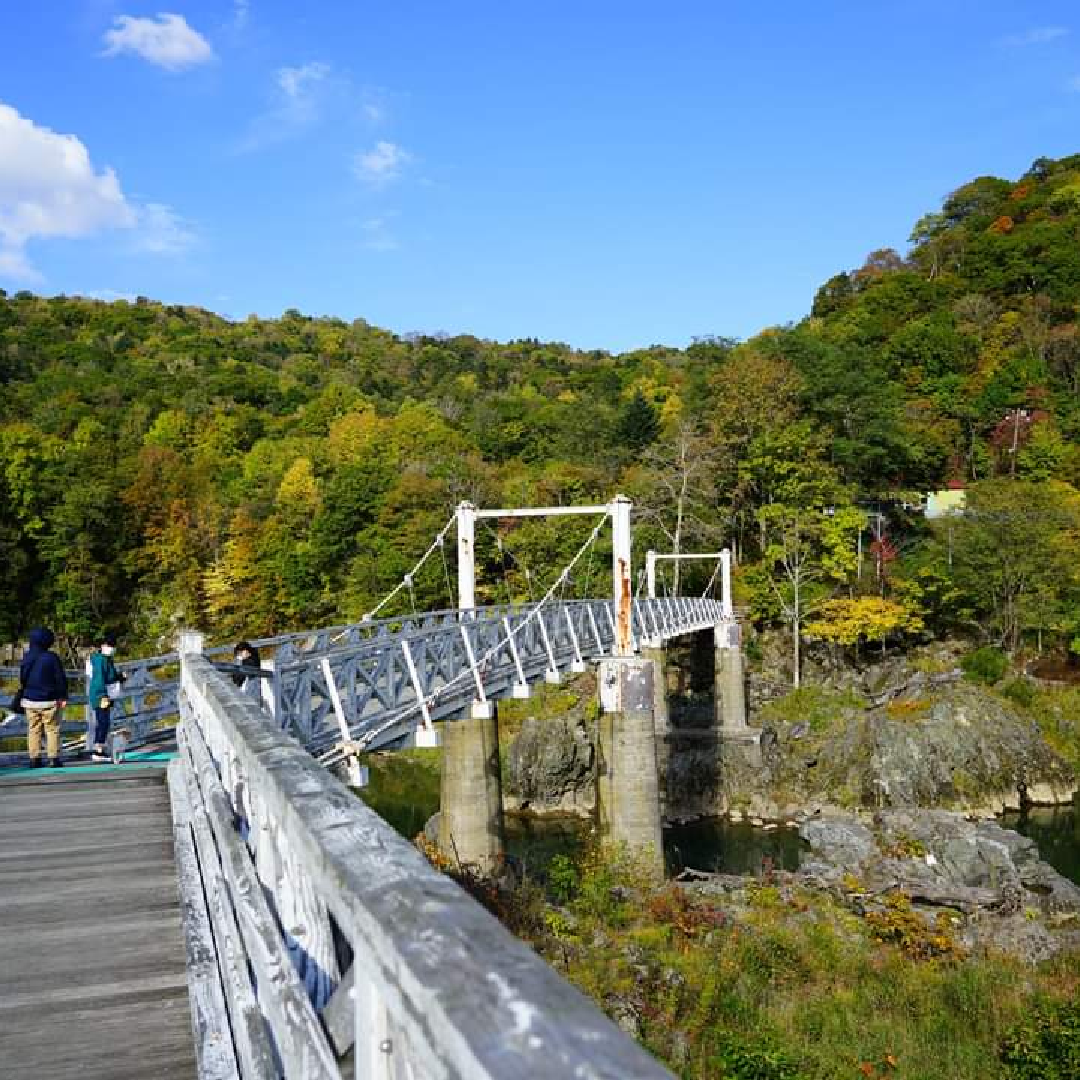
101,645,116,656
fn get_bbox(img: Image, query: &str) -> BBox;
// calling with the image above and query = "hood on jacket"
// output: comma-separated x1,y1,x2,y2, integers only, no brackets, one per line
28,627,55,650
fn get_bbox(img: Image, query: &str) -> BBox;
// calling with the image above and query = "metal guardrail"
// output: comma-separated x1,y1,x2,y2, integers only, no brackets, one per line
266,597,724,752
1,596,724,761
172,641,674,1079
0,656,182,761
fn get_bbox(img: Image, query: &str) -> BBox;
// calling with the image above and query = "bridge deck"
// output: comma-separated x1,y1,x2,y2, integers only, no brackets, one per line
0,768,196,1080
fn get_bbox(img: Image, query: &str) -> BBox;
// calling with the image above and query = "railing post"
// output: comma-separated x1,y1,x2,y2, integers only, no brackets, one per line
610,494,633,656
503,616,530,698
83,654,94,754
646,548,657,600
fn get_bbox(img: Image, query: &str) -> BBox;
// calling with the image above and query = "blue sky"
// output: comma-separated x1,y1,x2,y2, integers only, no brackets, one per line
2,2,1079,351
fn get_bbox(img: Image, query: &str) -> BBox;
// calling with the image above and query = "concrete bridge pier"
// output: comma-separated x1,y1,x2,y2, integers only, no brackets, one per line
639,643,671,816
714,620,761,764
596,658,665,878
439,700,505,873
714,620,747,732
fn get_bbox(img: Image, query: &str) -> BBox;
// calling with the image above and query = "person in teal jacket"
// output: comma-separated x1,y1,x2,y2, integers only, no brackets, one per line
88,633,125,762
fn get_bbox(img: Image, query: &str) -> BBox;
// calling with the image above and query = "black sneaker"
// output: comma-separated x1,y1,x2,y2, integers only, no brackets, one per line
49,758,64,769
28,758,42,769
91,752,110,763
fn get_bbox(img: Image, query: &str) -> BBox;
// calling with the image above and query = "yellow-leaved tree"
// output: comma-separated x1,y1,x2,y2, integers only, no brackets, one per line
806,595,923,659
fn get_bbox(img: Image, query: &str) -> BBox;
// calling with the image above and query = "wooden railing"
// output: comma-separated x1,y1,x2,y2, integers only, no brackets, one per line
172,633,674,1079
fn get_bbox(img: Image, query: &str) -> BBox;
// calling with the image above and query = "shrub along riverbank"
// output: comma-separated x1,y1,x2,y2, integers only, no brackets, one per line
443,844,1080,1080
357,748,1080,1079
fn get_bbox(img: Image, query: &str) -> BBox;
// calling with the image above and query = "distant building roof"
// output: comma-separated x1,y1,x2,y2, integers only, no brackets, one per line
925,489,967,519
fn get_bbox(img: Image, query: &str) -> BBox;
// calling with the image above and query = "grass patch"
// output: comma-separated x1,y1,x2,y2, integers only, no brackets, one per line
455,846,1080,1080
497,674,592,741
884,697,931,721
760,686,866,735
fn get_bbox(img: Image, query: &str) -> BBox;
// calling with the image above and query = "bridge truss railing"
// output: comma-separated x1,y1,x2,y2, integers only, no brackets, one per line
171,638,673,1080
270,596,724,754
1,595,724,762
0,654,186,761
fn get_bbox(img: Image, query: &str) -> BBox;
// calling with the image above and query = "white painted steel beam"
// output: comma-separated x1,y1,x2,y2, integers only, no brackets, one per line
645,549,727,600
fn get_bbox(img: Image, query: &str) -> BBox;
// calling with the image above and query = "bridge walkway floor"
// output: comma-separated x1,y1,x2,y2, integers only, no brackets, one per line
0,768,196,1080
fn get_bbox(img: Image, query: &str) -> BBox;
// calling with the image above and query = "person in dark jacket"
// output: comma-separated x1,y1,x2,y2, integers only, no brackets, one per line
231,641,261,688
20,627,68,768
87,633,125,763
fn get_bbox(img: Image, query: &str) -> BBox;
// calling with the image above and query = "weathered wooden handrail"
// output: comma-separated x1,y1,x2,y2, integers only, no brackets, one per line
172,636,674,1079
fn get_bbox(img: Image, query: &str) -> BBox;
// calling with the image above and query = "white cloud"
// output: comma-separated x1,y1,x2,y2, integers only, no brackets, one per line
238,62,333,151
1002,26,1069,47
103,13,214,71
360,89,388,125
354,141,413,186
0,246,40,283
278,61,330,101
0,102,135,281
0,102,195,282
134,203,197,254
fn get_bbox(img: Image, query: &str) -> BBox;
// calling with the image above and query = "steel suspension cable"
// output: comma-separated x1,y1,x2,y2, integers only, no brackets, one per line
406,513,609,721
702,559,722,599
361,511,457,622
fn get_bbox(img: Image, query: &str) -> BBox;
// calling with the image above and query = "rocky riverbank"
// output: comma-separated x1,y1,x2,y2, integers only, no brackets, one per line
681,807,1080,963
501,646,1079,824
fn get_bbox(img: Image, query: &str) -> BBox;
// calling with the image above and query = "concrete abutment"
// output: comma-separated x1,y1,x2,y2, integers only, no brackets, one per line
439,701,505,873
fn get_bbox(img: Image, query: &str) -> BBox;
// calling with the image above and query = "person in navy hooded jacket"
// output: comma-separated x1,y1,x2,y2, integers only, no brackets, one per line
20,627,68,768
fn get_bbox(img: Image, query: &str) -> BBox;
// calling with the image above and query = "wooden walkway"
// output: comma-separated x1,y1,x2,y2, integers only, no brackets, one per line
0,768,196,1079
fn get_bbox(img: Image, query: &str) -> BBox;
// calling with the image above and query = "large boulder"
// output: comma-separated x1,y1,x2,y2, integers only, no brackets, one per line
799,807,1080,915
800,814,877,869
504,714,595,814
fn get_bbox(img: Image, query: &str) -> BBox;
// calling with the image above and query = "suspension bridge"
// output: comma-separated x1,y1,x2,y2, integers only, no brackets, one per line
0,496,755,1080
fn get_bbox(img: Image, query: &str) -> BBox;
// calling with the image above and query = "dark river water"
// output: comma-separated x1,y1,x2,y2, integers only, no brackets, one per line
1000,804,1080,885
665,818,805,876
505,814,808,877
357,757,1080,885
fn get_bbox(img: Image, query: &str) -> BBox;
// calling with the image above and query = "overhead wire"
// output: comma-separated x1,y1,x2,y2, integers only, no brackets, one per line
360,511,457,622
319,508,613,760
402,512,608,727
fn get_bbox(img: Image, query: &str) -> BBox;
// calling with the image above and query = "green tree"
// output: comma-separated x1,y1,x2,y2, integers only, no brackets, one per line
756,503,865,686
615,388,660,451
947,479,1080,652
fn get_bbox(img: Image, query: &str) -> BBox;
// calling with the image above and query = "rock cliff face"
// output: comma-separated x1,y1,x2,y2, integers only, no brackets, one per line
503,682,1075,823
795,808,1080,961
732,681,1076,821
503,712,596,815
684,808,1080,963
802,809,1080,906
502,646,1077,823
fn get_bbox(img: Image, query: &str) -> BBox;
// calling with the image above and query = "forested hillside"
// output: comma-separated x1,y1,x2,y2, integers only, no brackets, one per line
4,152,1080,659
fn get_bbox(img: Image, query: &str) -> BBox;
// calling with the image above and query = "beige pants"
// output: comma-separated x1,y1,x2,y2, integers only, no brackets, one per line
26,704,60,761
